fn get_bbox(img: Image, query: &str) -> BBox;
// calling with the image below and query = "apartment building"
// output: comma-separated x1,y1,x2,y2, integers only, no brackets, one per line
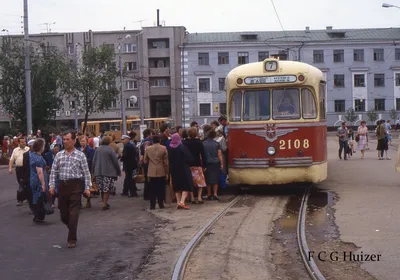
0,25,186,130
181,27,400,127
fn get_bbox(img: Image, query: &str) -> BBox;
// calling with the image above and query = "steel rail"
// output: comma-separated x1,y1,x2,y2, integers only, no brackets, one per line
297,187,326,280
171,196,242,280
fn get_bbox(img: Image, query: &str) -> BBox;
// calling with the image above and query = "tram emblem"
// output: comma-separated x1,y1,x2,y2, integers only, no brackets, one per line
245,125,298,142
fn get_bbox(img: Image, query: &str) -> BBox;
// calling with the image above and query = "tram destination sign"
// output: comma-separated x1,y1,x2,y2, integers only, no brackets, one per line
244,75,297,85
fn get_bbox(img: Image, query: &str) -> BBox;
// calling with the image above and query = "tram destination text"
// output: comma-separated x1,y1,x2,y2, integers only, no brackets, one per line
307,251,382,262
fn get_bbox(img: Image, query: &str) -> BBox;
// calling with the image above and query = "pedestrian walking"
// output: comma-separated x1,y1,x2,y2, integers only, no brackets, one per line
357,121,368,159
49,131,92,249
120,135,139,197
337,121,349,160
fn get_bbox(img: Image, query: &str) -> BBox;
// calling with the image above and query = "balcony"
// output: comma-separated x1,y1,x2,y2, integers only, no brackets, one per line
149,86,171,96
149,67,170,77
148,48,170,58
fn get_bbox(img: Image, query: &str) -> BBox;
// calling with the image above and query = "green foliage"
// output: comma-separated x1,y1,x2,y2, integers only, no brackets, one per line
389,108,398,121
0,41,70,131
70,45,119,133
366,108,378,124
344,108,357,124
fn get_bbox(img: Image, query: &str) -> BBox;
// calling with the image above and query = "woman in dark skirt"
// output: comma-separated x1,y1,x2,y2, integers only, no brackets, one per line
202,129,223,200
168,133,194,209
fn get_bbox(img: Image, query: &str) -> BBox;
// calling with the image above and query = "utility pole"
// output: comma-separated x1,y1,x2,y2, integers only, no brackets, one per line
118,42,127,135
23,0,32,134
137,32,144,125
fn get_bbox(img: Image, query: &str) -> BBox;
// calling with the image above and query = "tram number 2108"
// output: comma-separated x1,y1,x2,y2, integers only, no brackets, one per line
279,139,310,150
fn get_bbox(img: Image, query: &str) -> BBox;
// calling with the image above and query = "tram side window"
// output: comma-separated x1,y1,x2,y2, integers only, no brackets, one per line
301,89,317,119
272,88,300,119
229,91,242,122
319,82,326,120
244,90,270,121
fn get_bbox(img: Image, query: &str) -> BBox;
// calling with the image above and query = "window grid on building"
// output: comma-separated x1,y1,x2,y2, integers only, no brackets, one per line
353,49,364,61
354,74,365,87
218,52,229,64
374,74,385,87
355,99,365,112
396,98,400,110
126,98,139,108
396,73,400,86
126,80,138,89
333,74,345,87
258,51,269,62
67,45,74,55
333,50,344,62
199,103,211,116
125,44,137,53
126,62,137,71
395,49,400,60
218,78,225,91
373,49,384,61
219,103,227,115
198,53,209,65
334,100,345,112
198,78,210,92
238,52,249,65
374,99,385,111
313,50,324,63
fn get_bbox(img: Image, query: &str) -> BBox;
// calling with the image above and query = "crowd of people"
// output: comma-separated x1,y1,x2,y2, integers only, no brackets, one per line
5,116,229,248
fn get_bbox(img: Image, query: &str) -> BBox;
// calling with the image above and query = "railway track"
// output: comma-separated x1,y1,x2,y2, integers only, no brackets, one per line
171,187,326,280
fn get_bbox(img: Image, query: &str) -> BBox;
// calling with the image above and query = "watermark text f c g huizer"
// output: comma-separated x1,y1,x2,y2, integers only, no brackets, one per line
307,251,382,262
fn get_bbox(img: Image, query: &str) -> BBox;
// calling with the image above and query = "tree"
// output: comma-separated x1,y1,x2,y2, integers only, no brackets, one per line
344,108,357,124
70,45,119,134
366,108,378,124
389,108,398,122
0,42,70,131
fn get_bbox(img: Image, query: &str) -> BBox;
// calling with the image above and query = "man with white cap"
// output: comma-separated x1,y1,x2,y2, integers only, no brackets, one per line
120,134,138,197
9,136,30,206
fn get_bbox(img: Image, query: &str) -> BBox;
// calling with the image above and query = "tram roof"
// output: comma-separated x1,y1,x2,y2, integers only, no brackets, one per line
186,27,400,44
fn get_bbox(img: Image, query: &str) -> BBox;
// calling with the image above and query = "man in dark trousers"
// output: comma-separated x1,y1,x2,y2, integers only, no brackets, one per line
121,135,138,197
22,139,35,212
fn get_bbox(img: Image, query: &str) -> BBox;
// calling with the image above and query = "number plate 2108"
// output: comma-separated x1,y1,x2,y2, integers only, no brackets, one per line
279,139,310,150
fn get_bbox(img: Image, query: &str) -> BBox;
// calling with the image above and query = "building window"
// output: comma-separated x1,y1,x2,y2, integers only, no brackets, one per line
105,82,116,90
238,52,249,64
334,100,345,112
198,53,209,65
313,50,324,63
198,78,210,92
334,74,345,87
374,74,385,87
333,50,344,62
149,39,169,48
396,49,400,60
126,98,139,108
355,99,365,112
354,74,365,87
219,103,227,115
108,99,118,108
69,100,77,109
397,98,400,110
218,78,225,91
396,73,400,86
125,43,137,53
373,49,384,61
199,103,211,116
218,52,229,64
151,79,168,87
126,62,137,71
353,49,364,61
67,45,74,55
374,99,385,111
258,51,269,61
126,80,138,89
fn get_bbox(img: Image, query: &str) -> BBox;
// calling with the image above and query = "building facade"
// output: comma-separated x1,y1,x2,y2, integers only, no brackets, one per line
181,27,400,127
0,25,186,130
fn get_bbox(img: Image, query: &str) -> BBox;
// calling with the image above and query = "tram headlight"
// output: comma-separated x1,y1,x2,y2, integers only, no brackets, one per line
267,146,276,156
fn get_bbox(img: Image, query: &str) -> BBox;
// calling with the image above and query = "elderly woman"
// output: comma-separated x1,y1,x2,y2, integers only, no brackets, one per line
92,136,121,210
79,135,95,207
44,144,60,207
29,138,48,223
168,133,194,209
203,129,223,200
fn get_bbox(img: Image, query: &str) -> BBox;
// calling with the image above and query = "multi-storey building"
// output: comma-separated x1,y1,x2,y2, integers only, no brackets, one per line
181,27,400,127
0,25,186,130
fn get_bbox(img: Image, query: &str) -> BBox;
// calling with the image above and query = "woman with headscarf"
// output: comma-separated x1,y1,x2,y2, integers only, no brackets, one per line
168,133,194,209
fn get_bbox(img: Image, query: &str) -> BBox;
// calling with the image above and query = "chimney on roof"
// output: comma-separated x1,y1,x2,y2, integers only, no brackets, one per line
157,9,160,26
305,26,310,33
326,26,333,31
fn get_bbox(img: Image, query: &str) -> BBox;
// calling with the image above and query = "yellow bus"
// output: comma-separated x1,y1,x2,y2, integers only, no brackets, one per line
82,116,174,142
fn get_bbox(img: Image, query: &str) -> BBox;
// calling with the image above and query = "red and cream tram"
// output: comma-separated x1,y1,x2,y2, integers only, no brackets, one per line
226,58,327,185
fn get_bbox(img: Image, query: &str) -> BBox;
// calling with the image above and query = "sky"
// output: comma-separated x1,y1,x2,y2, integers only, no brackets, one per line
1,0,400,35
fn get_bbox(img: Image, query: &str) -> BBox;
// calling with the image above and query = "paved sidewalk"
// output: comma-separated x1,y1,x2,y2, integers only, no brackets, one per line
319,136,400,280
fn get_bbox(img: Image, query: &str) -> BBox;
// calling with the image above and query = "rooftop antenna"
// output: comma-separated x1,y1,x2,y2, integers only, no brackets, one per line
133,19,145,28
157,9,160,26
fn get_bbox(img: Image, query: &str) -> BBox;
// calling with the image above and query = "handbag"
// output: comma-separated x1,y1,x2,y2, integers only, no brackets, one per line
135,167,145,183
42,194,54,215
355,134,360,142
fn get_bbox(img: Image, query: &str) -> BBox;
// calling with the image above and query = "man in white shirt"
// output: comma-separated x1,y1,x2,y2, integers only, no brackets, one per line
9,137,30,206
93,136,100,149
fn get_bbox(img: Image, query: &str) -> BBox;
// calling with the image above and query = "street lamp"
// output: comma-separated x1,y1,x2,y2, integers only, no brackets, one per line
118,34,131,135
382,3,400,8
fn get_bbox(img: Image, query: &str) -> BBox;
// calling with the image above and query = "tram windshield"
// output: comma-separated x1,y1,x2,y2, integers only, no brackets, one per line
302,88,317,119
244,89,270,121
272,88,300,119
230,91,242,121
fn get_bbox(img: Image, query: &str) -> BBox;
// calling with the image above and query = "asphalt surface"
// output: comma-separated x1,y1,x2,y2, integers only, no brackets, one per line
0,168,159,280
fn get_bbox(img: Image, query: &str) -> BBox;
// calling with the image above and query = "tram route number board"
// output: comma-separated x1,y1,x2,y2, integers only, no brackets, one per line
244,75,297,85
